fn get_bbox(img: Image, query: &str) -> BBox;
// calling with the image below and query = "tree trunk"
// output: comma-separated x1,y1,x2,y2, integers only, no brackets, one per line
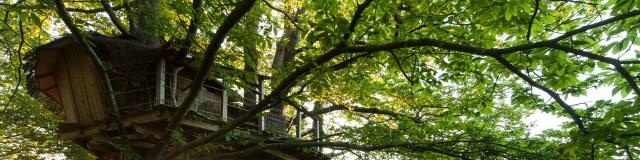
132,0,162,46
271,8,305,132
242,5,261,107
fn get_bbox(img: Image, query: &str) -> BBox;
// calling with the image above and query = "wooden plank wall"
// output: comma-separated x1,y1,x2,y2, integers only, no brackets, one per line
54,45,107,125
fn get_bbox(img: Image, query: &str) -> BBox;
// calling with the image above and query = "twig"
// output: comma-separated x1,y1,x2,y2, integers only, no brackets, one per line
99,0,130,36
260,0,305,32
1,11,24,113
389,50,415,84
67,5,124,13
341,0,374,45
550,0,598,6
526,0,540,42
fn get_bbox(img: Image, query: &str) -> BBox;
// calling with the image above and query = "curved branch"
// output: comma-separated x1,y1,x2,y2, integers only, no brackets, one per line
492,56,585,131
307,105,404,119
390,50,415,83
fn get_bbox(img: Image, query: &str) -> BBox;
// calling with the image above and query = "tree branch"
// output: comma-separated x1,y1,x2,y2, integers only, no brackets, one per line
282,99,316,119
147,0,258,159
307,104,404,119
164,9,640,159
260,0,304,32
550,0,598,6
99,0,130,36
492,56,585,131
526,0,540,42
67,5,124,13
548,44,640,95
551,10,640,42
390,50,415,84
331,52,375,71
341,0,374,44
52,0,133,155
1,12,24,113
198,141,471,160
176,0,204,58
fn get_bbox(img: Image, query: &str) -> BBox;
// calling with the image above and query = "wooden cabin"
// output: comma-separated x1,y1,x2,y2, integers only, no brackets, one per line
25,35,322,159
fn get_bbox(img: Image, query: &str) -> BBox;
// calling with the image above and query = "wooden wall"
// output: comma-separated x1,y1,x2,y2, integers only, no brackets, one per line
54,44,107,125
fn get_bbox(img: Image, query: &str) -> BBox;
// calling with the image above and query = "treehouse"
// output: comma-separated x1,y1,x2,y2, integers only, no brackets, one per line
25,35,325,159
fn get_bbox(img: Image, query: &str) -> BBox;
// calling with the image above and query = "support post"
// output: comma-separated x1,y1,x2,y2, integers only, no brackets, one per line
295,109,302,138
155,58,166,105
171,67,183,107
260,115,265,131
258,78,265,130
222,89,228,122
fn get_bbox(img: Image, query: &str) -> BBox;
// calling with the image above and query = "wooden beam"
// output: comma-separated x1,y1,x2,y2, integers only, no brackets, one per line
156,58,166,105
133,124,164,139
179,119,220,131
60,110,171,140
263,149,300,160
131,141,156,149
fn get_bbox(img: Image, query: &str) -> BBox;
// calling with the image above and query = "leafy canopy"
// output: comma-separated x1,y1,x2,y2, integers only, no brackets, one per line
1,0,640,159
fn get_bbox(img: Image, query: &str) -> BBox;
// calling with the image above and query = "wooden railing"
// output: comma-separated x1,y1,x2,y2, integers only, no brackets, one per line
107,59,322,137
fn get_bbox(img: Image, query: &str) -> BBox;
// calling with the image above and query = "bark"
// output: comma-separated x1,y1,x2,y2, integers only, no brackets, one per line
133,0,161,46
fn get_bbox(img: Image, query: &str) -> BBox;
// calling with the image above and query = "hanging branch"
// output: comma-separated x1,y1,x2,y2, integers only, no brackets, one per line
492,56,585,131
146,0,257,159
99,0,130,36
389,50,415,84
52,0,133,155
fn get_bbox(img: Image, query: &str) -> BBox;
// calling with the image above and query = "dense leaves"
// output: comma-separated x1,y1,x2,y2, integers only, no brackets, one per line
2,0,640,159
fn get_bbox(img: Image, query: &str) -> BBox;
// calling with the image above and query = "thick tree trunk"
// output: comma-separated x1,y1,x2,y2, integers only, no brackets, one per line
132,0,162,46
271,8,305,131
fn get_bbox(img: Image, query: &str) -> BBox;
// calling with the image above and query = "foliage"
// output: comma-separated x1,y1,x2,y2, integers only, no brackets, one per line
1,0,640,159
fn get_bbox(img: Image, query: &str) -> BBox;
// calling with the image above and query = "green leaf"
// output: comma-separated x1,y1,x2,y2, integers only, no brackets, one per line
29,13,41,27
